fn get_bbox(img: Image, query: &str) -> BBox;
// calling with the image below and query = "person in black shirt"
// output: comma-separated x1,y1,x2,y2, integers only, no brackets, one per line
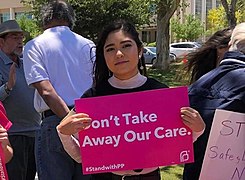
57,19,205,180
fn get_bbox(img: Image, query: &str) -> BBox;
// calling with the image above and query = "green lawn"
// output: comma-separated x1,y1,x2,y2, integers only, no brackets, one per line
160,165,184,180
147,63,188,180
147,63,188,87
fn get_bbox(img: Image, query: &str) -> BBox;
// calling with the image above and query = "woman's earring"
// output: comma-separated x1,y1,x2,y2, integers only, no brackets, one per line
139,56,144,70
108,70,112,76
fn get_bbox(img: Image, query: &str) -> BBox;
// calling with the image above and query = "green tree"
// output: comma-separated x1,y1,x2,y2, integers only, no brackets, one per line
22,0,181,70
206,6,227,35
71,0,151,41
171,15,203,41
207,1,245,35
153,0,181,70
21,0,151,42
171,18,184,41
220,0,238,27
16,15,42,43
236,0,245,23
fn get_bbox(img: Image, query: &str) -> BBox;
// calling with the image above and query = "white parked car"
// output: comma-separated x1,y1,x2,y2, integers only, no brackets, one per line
143,47,157,64
170,42,201,59
143,47,176,64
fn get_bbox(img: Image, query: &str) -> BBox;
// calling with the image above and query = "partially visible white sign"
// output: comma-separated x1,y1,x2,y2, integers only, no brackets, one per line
200,109,245,180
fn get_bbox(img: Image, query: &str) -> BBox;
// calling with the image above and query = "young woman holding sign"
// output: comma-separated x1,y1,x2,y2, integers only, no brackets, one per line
57,20,205,180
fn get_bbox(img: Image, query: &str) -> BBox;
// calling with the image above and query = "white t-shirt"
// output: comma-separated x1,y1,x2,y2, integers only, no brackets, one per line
23,26,95,112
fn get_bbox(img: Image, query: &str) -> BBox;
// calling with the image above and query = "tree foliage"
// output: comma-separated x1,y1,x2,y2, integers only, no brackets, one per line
16,15,42,44
207,1,245,35
171,15,203,41
207,6,227,34
236,0,245,23
21,0,181,70
21,0,151,42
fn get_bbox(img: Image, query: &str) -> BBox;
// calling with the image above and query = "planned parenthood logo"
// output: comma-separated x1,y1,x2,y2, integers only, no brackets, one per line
180,150,190,162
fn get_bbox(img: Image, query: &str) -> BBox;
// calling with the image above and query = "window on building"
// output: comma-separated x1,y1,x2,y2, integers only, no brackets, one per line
206,0,213,22
15,12,32,20
148,31,152,42
0,12,10,23
142,31,147,43
206,0,212,15
216,0,222,8
195,0,202,19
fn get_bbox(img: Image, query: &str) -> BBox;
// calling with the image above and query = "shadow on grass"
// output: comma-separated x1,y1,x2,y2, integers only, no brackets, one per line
147,63,189,87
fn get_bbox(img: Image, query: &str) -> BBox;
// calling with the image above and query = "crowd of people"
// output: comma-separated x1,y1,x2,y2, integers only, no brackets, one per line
0,0,244,180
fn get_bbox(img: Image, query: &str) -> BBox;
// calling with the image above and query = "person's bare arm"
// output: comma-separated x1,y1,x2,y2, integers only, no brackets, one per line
56,110,91,163
0,125,13,163
32,80,70,118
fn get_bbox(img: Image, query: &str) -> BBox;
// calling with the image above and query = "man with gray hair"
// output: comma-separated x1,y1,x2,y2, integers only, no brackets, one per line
23,0,94,179
183,22,245,180
0,20,41,180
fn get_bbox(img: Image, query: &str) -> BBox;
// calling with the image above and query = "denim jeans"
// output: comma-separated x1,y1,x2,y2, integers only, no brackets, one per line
35,115,91,180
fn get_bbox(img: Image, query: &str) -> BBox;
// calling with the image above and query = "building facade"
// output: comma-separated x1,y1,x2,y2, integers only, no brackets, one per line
185,0,221,28
141,0,222,43
0,0,31,23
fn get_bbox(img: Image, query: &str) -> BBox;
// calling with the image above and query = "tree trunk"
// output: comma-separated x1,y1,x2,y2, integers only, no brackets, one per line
221,0,238,27
152,0,180,70
154,18,170,70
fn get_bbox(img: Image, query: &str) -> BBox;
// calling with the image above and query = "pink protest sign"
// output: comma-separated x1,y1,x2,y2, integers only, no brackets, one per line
0,145,9,180
0,102,12,131
0,102,11,180
199,109,245,180
75,86,194,174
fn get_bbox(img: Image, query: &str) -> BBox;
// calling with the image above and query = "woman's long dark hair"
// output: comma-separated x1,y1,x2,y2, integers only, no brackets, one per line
94,19,147,86
186,28,232,84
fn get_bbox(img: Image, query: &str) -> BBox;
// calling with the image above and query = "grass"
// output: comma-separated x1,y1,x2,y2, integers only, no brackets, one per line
147,62,189,87
147,62,188,179
160,165,184,180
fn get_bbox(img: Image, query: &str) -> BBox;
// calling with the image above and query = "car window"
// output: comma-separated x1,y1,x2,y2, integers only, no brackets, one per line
171,43,199,48
184,44,195,48
143,48,147,53
179,44,187,48
173,44,186,48
148,47,156,53
171,44,180,48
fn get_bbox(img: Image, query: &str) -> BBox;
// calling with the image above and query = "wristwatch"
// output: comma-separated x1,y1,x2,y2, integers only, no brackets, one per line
4,83,12,94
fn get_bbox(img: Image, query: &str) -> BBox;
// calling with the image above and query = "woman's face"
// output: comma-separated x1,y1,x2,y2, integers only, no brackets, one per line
103,30,141,80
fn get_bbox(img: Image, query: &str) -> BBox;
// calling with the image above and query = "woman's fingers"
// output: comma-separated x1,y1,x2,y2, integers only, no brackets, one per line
181,107,198,117
72,113,89,118
181,107,205,132
58,113,92,135
73,117,91,130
